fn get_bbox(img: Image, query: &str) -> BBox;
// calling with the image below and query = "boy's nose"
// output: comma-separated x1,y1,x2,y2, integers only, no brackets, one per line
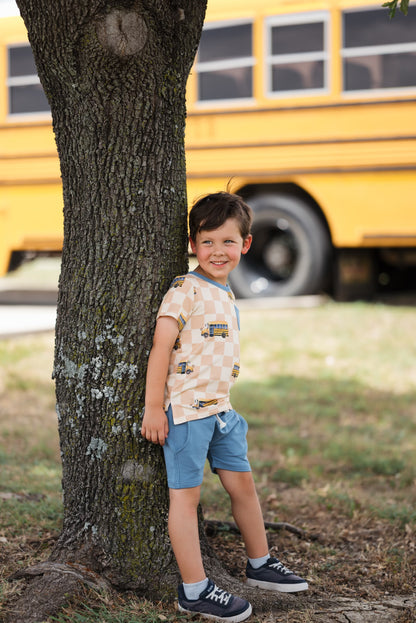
212,244,224,254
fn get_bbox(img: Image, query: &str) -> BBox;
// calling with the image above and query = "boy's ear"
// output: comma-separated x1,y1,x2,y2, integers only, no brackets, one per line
241,234,252,255
189,236,197,254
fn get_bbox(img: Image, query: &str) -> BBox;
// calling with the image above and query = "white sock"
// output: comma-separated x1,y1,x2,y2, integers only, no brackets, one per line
248,554,270,569
183,577,209,600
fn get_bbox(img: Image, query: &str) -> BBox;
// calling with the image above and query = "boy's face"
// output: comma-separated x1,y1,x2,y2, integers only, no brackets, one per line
189,217,252,286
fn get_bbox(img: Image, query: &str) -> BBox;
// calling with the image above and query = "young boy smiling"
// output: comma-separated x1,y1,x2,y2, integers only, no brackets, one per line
141,192,307,622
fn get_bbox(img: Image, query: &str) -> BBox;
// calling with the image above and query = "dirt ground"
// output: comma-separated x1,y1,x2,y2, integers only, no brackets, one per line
2,497,415,623
206,488,416,622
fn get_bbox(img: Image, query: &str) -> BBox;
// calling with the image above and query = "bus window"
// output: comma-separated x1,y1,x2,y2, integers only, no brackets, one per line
265,12,329,96
7,44,50,115
196,21,254,102
342,7,416,92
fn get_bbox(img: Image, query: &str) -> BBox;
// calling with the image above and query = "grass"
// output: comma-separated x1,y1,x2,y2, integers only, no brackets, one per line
228,303,416,520
0,335,61,542
1,301,416,621
50,596,192,623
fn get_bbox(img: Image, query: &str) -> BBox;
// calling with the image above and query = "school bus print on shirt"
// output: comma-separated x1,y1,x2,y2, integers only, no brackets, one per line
176,361,194,375
201,322,229,338
178,314,187,332
192,399,219,410
171,276,185,288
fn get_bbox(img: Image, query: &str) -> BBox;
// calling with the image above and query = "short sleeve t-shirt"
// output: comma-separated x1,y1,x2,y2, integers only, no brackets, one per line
157,271,240,425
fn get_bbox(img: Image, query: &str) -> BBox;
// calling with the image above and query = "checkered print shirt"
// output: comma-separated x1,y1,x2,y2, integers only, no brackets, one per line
157,272,240,424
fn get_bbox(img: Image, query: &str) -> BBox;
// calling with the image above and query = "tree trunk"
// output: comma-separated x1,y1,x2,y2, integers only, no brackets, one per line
15,0,207,597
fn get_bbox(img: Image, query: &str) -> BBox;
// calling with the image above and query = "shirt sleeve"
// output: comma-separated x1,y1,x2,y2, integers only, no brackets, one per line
156,276,196,329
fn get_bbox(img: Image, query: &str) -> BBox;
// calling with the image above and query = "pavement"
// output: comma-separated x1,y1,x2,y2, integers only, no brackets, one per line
0,305,57,338
0,258,58,338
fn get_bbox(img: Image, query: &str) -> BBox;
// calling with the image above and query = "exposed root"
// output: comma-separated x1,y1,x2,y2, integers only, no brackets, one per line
204,518,311,539
9,560,110,589
7,561,112,623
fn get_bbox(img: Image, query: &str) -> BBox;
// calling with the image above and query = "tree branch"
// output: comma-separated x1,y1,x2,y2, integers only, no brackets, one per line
382,0,410,17
204,519,312,540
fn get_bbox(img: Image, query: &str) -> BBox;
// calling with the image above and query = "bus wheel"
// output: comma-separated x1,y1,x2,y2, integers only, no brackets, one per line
229,194,331,298
7,251,26,273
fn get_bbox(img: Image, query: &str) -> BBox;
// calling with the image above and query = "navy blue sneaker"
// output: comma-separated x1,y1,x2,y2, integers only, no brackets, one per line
246,557,308,593
178,578,252,622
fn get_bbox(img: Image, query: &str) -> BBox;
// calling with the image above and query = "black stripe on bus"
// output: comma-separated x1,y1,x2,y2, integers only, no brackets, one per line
0,152,57,159
186,135,416,151
0,178,61,186
188,97,416,117
363,234,416,240
186,164,416,178
3,164,413,184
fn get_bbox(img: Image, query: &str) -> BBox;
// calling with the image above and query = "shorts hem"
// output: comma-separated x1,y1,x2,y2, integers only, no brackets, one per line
167,480,204,490
211,463,251,474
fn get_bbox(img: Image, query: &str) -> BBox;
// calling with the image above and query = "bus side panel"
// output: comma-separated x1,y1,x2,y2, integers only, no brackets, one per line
299,170,416,248
0,183,63,273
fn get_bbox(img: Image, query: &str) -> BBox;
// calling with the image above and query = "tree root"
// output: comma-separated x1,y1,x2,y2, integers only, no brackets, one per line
9,560,111,589
204,518,313,539
6,561,112,623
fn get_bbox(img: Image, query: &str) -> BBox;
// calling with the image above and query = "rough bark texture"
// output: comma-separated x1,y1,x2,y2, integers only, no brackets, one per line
15,0,207,598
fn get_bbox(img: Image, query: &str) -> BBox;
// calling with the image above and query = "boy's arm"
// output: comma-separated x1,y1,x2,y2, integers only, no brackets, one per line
141,315,179,446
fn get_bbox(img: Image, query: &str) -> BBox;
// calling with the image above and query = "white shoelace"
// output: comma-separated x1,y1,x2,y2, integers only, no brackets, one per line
268,559,292,575
206,584,232,605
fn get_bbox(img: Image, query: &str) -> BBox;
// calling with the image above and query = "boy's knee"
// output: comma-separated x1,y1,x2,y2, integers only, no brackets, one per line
218,469,255,496
169,486,201,509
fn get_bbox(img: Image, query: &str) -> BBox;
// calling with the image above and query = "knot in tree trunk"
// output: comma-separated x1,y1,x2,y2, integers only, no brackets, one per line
96,10,147,56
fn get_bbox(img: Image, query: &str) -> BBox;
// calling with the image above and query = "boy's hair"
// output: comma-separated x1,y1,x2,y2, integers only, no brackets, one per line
189,192,253,242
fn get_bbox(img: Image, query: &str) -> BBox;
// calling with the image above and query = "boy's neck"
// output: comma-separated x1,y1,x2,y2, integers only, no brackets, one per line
191,267,229,289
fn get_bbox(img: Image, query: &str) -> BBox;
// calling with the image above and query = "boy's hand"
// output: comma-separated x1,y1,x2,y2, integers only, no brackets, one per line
141,407,169,446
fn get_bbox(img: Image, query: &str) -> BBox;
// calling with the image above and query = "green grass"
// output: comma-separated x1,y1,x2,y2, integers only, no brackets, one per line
51,599,191,623
1,301,416,621
0,334,60,541
215,302,416,522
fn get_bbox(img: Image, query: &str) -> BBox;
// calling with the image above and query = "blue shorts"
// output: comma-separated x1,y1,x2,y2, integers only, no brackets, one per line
163,406,251,489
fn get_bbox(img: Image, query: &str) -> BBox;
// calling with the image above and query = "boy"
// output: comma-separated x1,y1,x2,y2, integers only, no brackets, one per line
141,192,307,622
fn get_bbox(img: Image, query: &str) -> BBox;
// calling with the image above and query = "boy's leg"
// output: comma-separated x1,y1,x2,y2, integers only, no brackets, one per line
216,469,268,558
217,468,308,593
168,486,205,583
164,412,252,619
169,484,252,621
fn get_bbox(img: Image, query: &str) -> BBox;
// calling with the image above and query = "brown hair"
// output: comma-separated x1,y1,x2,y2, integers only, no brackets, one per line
189,192,252,242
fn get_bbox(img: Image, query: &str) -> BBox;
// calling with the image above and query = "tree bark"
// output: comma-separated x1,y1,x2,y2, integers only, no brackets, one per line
15,0,207,597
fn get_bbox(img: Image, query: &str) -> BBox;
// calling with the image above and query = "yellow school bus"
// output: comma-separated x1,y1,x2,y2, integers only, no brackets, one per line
1,0,416,298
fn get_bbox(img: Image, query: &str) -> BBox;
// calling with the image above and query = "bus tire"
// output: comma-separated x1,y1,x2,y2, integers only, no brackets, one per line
229,193,331,298
7,251,26,272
